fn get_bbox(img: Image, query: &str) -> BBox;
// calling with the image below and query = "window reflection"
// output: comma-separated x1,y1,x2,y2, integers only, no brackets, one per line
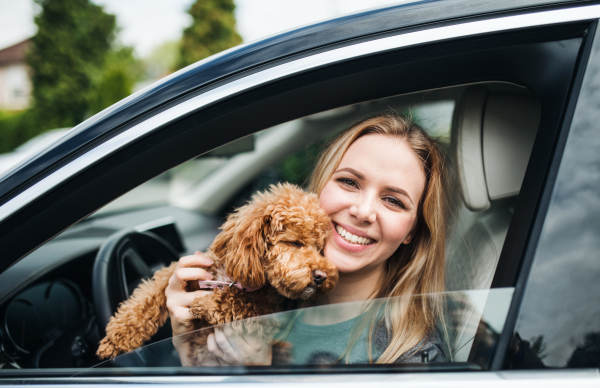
508,27,600,369
85,289,514,373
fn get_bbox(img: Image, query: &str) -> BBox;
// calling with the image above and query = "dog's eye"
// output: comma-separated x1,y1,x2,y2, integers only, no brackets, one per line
287,241,304,248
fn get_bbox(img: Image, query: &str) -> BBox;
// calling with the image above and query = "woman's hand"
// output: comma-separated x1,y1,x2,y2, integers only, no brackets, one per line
207,326,273,366
165,251,214,365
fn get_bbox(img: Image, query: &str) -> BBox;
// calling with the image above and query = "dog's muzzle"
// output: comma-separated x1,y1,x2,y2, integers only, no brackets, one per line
300,286,317,300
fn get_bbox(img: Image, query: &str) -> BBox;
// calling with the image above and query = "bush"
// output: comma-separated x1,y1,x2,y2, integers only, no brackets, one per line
0,110,41,153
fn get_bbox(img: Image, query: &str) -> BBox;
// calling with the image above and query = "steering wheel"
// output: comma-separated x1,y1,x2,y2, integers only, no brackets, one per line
93,229,179,336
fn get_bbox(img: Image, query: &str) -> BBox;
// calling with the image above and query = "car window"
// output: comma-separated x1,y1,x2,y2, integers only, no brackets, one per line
78,289,514,373
92,91,457,218
0,82,539,373
503,26,600,370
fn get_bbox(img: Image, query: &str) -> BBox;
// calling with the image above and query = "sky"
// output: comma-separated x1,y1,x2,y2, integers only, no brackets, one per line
0,0,407,58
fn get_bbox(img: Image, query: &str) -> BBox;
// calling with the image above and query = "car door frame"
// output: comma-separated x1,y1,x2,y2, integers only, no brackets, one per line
0,3,599,382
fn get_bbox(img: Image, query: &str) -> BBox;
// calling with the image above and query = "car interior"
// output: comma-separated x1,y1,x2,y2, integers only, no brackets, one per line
0,81,540,371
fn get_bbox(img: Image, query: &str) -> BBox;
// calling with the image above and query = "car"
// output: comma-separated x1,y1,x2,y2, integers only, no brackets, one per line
1,0,600,386
0,128,69,175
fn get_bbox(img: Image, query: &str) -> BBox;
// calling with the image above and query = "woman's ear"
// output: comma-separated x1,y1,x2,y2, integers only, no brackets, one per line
403,217,421,245
211,208,269,289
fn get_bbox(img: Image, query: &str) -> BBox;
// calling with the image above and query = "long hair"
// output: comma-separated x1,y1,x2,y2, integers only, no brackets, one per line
309,114,449,363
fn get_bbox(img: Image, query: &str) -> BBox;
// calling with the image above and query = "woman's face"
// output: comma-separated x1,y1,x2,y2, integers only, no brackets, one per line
319,134,426,274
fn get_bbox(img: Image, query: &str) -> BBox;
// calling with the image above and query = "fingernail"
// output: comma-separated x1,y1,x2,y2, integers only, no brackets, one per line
205,258,214,265
206,273,213,280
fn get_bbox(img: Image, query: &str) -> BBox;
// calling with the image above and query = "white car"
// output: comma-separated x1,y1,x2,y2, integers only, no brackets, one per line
0,128,69,175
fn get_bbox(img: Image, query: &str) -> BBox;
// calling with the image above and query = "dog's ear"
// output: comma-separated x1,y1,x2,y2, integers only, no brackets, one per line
211,206,270,289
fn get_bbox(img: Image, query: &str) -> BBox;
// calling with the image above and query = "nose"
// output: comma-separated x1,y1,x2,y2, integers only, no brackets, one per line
349,193,376,224
313,270,327,285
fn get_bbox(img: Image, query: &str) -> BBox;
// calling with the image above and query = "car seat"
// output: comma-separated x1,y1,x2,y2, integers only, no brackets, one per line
445,85,540,361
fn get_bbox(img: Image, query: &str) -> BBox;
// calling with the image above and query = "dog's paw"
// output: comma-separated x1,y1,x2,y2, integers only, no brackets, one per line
97,337,126,360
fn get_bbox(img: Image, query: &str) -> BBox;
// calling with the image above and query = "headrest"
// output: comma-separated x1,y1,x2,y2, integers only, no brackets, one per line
453,86,540,211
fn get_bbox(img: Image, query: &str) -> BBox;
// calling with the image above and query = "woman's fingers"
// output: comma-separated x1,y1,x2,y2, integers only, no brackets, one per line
224,326,263,353
214,328,245,365
178,252,213,269
167,289,211,310
169,305,195,326
167,252,214,292
168,290,210,336
208,329,239,365
208,331,237,365
207,326,272,366
175,267,213,282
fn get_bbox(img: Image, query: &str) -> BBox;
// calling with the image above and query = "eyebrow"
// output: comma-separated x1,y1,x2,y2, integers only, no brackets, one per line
335,167,414,204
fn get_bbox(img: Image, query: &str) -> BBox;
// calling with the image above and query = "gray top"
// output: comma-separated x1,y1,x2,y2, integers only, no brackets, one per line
283,313,446,365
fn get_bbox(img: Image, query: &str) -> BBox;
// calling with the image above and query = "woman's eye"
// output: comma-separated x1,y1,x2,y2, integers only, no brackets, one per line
287,241,304,248
384,196,406,210
336,177,358,188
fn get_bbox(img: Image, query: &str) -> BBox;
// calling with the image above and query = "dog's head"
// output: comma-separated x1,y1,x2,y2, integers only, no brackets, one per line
211,183,338,300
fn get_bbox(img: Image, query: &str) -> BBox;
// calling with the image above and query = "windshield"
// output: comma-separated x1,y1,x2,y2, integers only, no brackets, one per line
77,289,513,375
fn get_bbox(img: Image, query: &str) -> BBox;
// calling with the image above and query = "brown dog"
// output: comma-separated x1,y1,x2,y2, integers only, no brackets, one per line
97,183,338,363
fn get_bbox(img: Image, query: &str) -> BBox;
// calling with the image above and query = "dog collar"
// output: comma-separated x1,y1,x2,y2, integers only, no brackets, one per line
198,278,261,292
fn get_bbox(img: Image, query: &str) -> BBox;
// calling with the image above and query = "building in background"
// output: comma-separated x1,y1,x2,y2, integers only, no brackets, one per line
0,39,32,111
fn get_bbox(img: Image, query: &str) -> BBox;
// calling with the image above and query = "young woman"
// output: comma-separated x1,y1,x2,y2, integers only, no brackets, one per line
165,114,450,366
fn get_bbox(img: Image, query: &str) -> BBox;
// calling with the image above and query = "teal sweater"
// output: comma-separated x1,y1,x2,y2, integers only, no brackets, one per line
282,313,446,365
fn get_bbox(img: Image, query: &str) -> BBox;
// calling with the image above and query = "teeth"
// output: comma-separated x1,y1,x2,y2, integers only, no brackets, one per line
335,225,373,245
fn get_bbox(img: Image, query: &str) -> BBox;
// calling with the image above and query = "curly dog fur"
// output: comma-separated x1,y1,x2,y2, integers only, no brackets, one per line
97,183,338,362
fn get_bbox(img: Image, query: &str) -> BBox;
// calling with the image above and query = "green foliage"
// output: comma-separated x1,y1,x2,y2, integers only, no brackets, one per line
177,0,243,69
0,0,141,153
27,0,117,129
144,41,180,79
0,109,39,153
89,46,141,114
24,0,140,138
276,141,326,188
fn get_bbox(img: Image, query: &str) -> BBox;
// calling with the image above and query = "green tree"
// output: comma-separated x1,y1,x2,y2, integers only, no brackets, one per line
177,0,243,69
89,46,141,114
0,110,38,153
26,0,133,130
144,40,180,79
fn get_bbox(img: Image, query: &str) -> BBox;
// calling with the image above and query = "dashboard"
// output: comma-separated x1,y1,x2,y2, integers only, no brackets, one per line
0,206,220,369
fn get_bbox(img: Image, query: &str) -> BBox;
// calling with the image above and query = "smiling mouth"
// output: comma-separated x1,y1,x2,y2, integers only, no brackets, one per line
335,224,375,245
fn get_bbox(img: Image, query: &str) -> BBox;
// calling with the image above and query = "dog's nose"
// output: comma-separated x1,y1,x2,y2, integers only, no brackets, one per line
313,270,327,285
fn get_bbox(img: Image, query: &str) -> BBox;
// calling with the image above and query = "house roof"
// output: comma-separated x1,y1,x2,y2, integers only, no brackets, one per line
0,39,30,67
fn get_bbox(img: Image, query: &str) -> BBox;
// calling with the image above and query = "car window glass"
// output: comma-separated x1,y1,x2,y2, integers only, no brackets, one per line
77,289,514,373
504,27,600,370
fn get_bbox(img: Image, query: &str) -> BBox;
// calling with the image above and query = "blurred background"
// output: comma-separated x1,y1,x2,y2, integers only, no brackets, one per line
0,0,404,173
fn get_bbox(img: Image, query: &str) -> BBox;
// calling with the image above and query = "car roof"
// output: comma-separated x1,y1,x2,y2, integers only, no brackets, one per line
0,0,584,204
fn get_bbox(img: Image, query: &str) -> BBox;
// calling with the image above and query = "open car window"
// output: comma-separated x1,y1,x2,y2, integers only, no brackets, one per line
93,89,457,218
0,81,541,374
79,289,514,374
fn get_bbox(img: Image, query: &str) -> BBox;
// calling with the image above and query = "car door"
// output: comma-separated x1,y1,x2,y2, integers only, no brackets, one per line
500,14,600,372
1,1,600,386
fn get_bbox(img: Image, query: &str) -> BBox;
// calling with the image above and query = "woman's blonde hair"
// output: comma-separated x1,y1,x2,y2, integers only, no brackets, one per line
309,114,449,363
